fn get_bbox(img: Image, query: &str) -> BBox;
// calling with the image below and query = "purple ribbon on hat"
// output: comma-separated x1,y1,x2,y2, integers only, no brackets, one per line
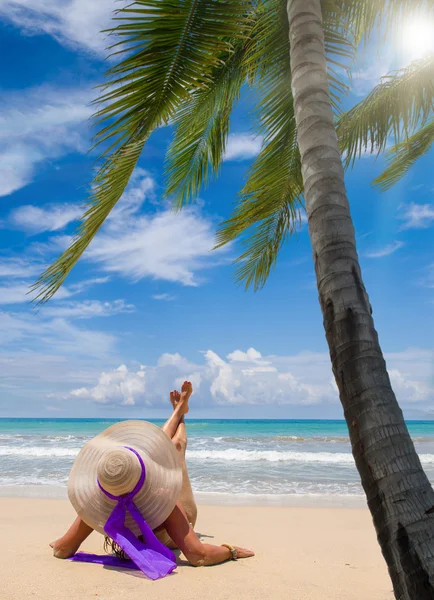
69,446,177,580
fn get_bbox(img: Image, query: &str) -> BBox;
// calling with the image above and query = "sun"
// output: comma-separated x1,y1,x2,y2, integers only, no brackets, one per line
401,17,434,60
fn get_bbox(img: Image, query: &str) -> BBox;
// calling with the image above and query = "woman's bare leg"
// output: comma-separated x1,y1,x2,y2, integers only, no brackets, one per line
172,419,198,529
161,383,197,527
154,388,198,548
161,381,192,439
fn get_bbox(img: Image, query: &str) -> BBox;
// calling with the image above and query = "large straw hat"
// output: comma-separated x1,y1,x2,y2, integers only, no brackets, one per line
68,420,183,536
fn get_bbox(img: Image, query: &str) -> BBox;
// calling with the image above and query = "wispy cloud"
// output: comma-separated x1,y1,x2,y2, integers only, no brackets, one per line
0,257,45,278
224,133,262,161
0,309,115,354
420,264,434,289
0,282,70,305
152,293,176,301
9,203,83,234
349,47,395,98
0,0,127,54
0,276,109,306
0,85,93,196
87,208,227,286
2,171,227,296
59,171,230,287
365,240,404,258
398,203,434,230
42,299,135,319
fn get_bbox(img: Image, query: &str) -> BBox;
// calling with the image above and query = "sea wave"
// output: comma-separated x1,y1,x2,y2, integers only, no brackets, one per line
188,449,434,465
2,444,434,467
0,446,80,457
211,435,350,444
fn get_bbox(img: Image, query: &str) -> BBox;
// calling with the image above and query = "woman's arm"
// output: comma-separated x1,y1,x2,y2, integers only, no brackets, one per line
163,503,254,567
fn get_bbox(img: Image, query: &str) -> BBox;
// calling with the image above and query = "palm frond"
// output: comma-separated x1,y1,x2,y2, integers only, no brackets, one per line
32,0,252,302
337,54,434,167
164,40,250,208
216,0,304,290
373,118,434,190
216,131,304,290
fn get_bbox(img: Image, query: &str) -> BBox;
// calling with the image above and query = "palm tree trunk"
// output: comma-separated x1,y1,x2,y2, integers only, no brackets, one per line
286,1,434,598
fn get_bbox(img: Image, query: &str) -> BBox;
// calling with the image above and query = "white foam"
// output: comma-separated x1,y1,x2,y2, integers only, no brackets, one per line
188,449,355,463
0,446,79,457
188,449,434,465
2,444,434,467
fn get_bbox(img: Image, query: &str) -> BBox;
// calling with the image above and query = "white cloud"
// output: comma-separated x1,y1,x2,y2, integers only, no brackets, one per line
227,347,268,363
108,169,156,221
0,258,45,278
365,240,404,258
1,170,225,305
0,0,127,54
0,310,115,356
152,294,176,301
0,308,119,411
68,347,434,409
385,348,434,403
349,50,395,98
420,264,434,289
0,276,109,305
224,134,262,161
0,85,93,196
85,175,228,285
43,299,135,319
9,203,83,234
67,277,110,294
71,365,146,406
389,369,431,403
398,203,434,230
30,171,223,288
0,282,70,305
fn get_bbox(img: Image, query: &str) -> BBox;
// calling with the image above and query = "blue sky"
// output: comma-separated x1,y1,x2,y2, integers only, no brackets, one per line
0,1,433,419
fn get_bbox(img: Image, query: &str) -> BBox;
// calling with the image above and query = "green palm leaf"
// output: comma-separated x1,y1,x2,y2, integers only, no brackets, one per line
215,0,303,290
164,41,250,208
337,54,434,167
32,0,251,302
373,118,434,190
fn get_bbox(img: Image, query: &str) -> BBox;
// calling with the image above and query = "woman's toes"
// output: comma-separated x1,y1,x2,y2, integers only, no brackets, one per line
50,538,78,559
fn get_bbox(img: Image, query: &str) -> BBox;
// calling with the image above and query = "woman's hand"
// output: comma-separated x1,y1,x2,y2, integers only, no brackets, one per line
233,546,255,559
164,504,255,567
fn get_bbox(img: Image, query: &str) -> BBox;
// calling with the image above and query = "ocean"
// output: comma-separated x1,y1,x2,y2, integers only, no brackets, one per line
1,418,434,506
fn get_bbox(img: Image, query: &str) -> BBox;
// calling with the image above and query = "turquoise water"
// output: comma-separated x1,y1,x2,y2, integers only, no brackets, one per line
1,419,434,502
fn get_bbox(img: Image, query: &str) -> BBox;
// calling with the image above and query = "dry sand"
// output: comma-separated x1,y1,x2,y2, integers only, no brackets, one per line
0,498,393,600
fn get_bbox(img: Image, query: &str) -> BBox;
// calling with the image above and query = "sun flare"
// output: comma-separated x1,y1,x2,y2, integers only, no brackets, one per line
401,17,434,60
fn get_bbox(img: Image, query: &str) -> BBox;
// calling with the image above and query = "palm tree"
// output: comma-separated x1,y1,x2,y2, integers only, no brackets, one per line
282,4,434,598
32,1,434,596
337,53,434,190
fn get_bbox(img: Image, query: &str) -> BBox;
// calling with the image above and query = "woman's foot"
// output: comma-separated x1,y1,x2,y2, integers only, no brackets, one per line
49,517,93,559
49,537,81,559
179,381,192,415
170,381,192,415
170,390,181,409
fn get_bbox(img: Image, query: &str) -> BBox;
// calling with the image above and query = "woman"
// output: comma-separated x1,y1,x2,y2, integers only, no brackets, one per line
50,381,254,577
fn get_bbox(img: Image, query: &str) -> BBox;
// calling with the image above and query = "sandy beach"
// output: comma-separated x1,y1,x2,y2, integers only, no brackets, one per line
0,498,392,600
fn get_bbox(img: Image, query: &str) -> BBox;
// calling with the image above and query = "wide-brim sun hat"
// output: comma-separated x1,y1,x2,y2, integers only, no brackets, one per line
68,420,183,536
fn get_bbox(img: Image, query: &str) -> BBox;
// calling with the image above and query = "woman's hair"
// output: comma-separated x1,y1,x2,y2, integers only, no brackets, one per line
104,535,129,561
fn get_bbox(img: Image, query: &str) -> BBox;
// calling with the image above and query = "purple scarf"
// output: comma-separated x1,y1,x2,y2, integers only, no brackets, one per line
69,446,177,580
